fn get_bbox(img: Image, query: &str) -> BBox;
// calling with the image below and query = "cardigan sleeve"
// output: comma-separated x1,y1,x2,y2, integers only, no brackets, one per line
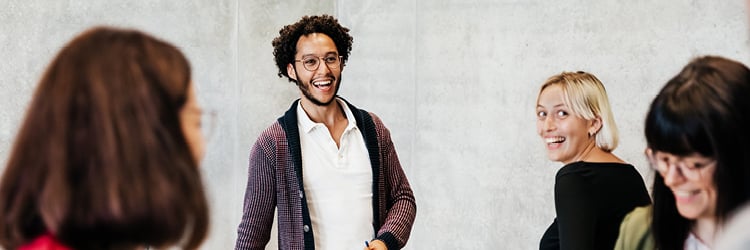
235,130,278,250
554,173,597,250
370,114,417,250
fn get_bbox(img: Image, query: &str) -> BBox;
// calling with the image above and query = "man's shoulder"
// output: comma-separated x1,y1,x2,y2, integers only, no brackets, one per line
340,98,368,114
338,98,383,126
256,120,286,141
263,100,298,134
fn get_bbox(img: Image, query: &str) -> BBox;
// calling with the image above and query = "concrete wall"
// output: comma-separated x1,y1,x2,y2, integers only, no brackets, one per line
1,1,748,249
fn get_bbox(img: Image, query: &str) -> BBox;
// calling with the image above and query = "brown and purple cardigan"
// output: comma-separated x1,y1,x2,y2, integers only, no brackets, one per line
236,99,416,250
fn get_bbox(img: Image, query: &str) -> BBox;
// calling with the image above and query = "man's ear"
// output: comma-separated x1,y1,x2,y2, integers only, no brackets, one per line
287,63,297,81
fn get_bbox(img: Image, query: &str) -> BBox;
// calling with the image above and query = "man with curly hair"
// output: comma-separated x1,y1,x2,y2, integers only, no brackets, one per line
236,15,416,250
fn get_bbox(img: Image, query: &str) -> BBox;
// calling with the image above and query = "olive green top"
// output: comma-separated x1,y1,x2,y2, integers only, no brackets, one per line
614,206,655,250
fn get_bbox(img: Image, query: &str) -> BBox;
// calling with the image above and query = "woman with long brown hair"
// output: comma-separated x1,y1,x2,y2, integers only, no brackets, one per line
0,26,209,249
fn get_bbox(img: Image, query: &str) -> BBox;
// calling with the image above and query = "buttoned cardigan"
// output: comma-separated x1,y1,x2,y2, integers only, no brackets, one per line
236,99,416,250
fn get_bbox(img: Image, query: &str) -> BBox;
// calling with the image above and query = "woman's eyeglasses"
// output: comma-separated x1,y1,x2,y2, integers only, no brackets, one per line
645,148,715,180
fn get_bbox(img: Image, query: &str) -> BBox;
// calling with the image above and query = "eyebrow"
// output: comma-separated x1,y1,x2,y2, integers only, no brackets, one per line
300,52,338,58
654,153,713,162
536,103,565,109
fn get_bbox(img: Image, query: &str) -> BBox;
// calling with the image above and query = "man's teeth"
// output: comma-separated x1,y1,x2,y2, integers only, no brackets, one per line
545,137,565,143
313,81,331,87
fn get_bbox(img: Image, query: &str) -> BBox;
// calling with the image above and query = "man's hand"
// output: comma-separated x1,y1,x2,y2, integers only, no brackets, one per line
363,239,387,250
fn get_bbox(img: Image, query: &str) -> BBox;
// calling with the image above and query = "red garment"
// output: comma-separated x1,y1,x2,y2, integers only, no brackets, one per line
19,233,72,250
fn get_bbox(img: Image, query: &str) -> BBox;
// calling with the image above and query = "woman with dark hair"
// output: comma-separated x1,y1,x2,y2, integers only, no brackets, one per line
0,26,210,249
615,55,750,249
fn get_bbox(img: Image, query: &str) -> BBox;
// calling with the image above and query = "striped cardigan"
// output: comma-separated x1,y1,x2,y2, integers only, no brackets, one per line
236,99,416,250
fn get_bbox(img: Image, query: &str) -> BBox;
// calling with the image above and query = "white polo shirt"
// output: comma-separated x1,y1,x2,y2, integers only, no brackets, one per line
297,99,374,250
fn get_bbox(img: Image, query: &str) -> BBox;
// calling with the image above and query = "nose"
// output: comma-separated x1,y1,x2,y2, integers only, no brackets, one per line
543,116,556,131
315,58,332,75
662,162,685,187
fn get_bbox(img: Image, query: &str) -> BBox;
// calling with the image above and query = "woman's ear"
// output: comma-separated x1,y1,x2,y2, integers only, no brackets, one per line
589,116,603,136
287,64,297,81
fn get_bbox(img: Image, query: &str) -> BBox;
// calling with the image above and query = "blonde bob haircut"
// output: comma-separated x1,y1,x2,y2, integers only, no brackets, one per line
538,71,619,152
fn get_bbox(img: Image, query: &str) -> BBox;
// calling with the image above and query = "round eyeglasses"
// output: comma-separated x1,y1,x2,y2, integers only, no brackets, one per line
294,55,343,71
645,148,715,180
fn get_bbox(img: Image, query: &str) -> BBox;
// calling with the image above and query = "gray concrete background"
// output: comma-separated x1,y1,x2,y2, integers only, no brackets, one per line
1,1,748,249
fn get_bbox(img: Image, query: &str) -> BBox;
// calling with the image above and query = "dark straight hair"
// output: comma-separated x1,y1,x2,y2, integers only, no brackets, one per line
0,27,209,249
645,55,750,249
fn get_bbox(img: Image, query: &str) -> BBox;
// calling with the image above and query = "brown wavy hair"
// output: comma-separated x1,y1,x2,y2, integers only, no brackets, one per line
272,14,353,82
0,27,209,249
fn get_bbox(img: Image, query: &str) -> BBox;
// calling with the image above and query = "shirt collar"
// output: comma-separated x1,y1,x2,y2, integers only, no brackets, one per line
296,98,358,134
297,100,317,133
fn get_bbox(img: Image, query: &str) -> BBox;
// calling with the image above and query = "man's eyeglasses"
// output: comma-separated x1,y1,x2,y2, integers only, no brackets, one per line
294,55,343,71
645,148,715,180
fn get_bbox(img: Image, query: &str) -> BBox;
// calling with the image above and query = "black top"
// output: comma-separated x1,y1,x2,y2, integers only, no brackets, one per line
539,161,651,250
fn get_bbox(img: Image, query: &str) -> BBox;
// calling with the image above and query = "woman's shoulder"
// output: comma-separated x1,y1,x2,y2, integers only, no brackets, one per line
623,205,651,222
614,206,654,250
557,161,635,177
18,233,72,250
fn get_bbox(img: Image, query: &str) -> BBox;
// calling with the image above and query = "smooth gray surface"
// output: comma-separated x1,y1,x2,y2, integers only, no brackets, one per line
1,1,748,249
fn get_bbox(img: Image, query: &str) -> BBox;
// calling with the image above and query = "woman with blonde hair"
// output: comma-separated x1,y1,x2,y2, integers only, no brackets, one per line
537,71,650,250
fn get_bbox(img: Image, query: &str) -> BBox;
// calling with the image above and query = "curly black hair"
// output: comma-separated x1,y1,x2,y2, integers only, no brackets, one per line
272,15,353,83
